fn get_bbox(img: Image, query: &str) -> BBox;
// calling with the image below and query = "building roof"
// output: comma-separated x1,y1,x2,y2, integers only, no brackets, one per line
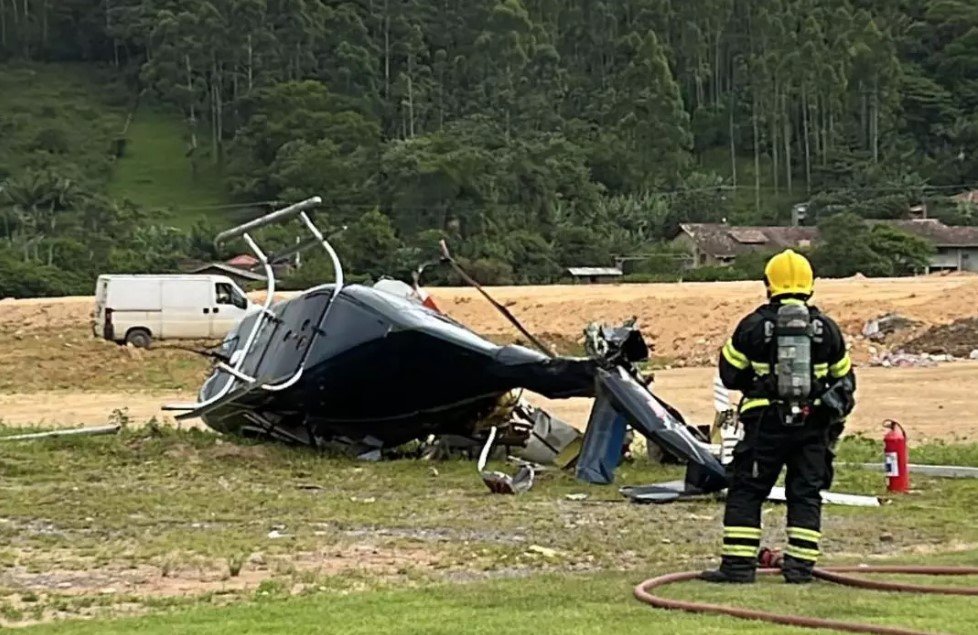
567,267,623,277
189,262,267,282
226,254,260,268
872,219,978,247
677,224,820,257
678,220,978,256
952,190,978,204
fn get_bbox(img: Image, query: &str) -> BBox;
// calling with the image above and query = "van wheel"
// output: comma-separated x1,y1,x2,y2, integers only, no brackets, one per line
125,329,152,349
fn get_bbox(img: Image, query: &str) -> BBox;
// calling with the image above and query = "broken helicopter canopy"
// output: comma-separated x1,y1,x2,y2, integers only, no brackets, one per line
163,196,724,492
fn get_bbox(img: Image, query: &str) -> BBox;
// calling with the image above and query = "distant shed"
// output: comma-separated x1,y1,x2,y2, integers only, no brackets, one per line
189,263,267,287
567,267,623,284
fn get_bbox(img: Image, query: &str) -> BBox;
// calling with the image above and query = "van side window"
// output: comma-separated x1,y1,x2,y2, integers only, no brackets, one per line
231,287,247,309
216,283,248,309
216,283,234,305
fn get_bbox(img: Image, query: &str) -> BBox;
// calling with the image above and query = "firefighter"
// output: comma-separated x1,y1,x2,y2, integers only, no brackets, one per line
700,249,856,584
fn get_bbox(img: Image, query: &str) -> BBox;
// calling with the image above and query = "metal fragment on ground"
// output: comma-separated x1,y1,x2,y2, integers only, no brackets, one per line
0,424,122,441
767,486,881,507
845,462,978,479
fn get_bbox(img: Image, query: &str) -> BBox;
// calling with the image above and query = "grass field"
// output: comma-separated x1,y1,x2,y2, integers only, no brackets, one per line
0,63,127,187
0,62,232,230
23,565,978,635
107,108,230,227
0,424,976,632
698,148,809,224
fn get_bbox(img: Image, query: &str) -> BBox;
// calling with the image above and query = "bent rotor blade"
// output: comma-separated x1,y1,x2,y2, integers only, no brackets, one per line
438,240,554,357
594,367,728,493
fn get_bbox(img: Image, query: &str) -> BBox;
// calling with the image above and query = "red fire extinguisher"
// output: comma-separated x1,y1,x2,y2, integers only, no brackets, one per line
883,420,909,493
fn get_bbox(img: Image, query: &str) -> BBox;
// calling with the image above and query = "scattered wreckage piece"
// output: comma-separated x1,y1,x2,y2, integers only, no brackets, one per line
862,313,919,342
477,426,534,495
767,486,881,507
164,195,718,494
0,424,122,442
619,482,882,507
869,351,954,368
616,376,740,504
619,480,715,505
844,462,978,479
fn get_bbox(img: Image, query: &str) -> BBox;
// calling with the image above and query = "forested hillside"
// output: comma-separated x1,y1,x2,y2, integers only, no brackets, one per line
1,0,977,294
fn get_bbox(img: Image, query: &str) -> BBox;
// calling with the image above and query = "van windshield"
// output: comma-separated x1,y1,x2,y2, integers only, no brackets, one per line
216,283,249,309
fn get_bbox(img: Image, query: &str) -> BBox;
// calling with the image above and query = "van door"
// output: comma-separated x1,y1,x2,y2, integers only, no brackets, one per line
212,281,250,338
105,277,164,342
93,276,109,338
161,278,213,339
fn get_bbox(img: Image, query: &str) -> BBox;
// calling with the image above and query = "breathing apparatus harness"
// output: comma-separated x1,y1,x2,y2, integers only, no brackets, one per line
761,299,821,426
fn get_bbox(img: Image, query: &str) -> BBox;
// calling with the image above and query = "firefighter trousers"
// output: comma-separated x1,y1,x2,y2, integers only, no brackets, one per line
718,408,837,581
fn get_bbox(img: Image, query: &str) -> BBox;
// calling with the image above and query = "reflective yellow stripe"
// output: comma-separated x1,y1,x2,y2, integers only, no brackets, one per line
785,545,820,562
829,354,852,377
740,398,771,413
724,526,763,539
722,339,749,370
787,527,822,542
814,363,828,378
722,545,760,558
751,361,771,375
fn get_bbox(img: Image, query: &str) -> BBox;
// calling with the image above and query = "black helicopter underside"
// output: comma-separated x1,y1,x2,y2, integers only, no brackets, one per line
195,284,598,447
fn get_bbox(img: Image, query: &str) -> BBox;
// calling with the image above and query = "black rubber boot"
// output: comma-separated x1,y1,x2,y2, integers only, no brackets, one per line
699,556,756,584
782,554,815,584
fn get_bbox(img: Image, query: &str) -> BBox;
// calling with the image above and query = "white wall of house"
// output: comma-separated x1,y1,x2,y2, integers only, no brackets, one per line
670,234,730,268
928,247,978,272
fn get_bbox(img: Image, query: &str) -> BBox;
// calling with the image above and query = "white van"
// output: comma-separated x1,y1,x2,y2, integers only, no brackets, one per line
93,274,257,347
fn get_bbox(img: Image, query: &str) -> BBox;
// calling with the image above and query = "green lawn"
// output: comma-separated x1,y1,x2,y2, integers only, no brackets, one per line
22,561,978,635
108,108,229,227
0,425,976,631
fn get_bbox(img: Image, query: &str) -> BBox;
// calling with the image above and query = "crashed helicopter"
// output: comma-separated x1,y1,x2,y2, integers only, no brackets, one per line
163,197,727,496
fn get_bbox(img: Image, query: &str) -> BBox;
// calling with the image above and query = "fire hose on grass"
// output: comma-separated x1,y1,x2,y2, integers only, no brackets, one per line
634,550,978,635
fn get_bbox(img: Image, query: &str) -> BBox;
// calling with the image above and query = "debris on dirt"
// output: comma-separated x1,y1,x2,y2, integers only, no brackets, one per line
862,313,919,342
295,483,324,491
869,351,951,368
526,545,560,559
565,493,588,501
901,317,978,358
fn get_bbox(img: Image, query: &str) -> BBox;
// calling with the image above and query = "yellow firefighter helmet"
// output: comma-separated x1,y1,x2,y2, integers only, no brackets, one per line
764,249,814,298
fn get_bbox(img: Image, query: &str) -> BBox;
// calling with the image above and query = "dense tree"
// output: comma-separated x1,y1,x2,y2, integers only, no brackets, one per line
2,0,977,296
812,213,934,277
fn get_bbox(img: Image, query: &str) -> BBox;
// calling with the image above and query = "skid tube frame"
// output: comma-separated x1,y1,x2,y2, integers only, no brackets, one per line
163,195,345,418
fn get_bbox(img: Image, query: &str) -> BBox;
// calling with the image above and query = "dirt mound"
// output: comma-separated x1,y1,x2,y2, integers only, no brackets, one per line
432,276,978,366
3,276,978,377
902,317,978,358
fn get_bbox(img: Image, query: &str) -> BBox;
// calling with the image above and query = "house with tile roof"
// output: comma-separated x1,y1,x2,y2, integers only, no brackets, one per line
672,220,978,273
